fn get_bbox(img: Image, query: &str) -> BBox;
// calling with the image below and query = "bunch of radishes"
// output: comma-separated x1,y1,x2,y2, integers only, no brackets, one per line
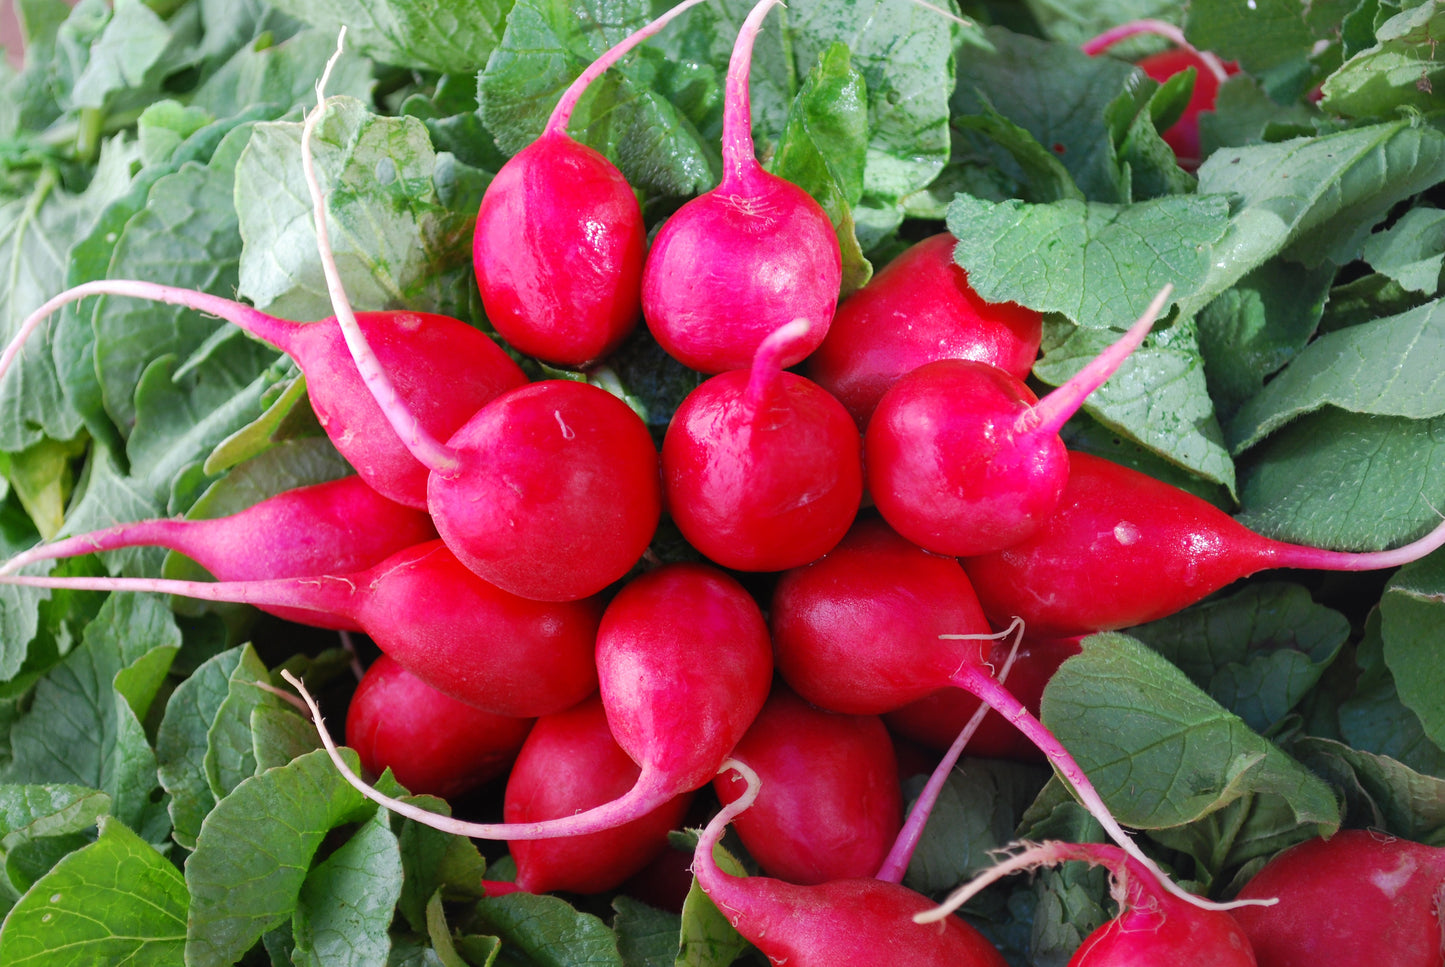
3,3,1445,965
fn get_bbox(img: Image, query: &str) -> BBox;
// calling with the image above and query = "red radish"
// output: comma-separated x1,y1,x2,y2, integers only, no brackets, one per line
0,475,437,630
713,684,901,885
695,759,1010,967
663,318,862,571
0,540,603,718
806,233,1044,430
769,516,1237,912
346,654,533,799
917,841,1258,966
640,0,842,374
1232,830,1445,967
493,695,693,896
282,562,772,841
865,286,1170,557
962,451,1445,637
885,634,1083,762
473,0,704,367
0,283,528,511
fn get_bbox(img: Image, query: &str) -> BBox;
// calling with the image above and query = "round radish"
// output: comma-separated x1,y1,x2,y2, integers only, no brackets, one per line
640,0,842,374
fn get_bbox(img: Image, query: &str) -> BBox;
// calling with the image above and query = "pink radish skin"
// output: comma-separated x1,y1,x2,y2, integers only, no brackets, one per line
1232,830,1445,967
806,233,1043,430
474,0,705,366
713,685,901,885
0,540,602,718
918,841,1257,966
865,286,1170,557
0,475,437,630
0,283,528,511
663,318,863,571
282,562,772,842
640,0,842,374
497,695,693,896
963,451,1445,637
695,759,1009,967
346,655,533,800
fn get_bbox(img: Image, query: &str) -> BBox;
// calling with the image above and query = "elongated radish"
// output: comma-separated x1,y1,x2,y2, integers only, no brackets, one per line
713,684,901,885
865,286,1170,557
0,475,437,630
284,562,772,841
962,451,1445,636
0,540,602,718
474,0,705,366
640,0,842,373
663,318,862,571
347,655,533,799
806,233,1044,430
695,759,1009,967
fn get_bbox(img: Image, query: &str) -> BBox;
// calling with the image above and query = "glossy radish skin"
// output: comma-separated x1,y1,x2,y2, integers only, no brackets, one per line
885,635,1082,762
962,452,1445,637
427,378,662,602
663,319,863,571
1232,831,1445,967
0,540,603,718
696,760,1009,967
641,0,841,374
502,696,693,895
473,0,705,366
346,655,533,800
0,475,437,630
713,685,901,885
806,233,1043,430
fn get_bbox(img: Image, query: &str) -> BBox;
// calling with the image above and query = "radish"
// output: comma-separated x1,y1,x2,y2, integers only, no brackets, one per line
282,562,772,841
662,317,863,571
346,654,533,800
492,695,694,896
806,233,1044,430
0,540,603,718
962,451,1445,637
769,516,1247,913
473,0,705,366
918,841,1258,966
694,759,1010,967
1231,830,1445,967
865,285,1170,557
713,684,901,885
0,475,437,630
640,0,842,374
0,284,528,511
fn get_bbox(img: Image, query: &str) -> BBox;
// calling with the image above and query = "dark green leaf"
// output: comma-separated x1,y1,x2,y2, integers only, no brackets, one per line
1380,551,1445,754
1321,2,1445,118
263,0,511,73
471,892,623,967
1362,206,1445,295
613,896,681,967
292,808,404,967
0,784,110,849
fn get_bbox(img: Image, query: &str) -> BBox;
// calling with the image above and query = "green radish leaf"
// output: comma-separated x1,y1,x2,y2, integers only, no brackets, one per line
291,808,404,967
472,892,624,967
675,835,749,967
1041,633,1340,831
1197,74,1319,156
0,785,110,849
184,748,375,967
1026,0,1183,49
1228,298,1445,453
251,703,322,773
1320,2,1445,119
1291,736,1445,845
68,0,185,112
202,644,292,801
613,895,683,967
1339,609,1445,779
191,28,376,119
1362,206,1445,296
264,0,511,74
1184,0,1317,75
0,815,187,965
1380,552,1445,756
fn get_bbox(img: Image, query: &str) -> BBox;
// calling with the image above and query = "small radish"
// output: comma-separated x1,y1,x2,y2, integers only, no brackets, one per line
640,0,842,374
713,684,901,885
1231,830,1445,967
346,654,533,800
283,562,772,842
0,540,603,718
962,451,1445,637
806,233,1044,430
473,0,705,367
769,516,1244,914
0,283,529,511
662,317,863,571
865,286,1170,557
0,475,437,630
918,841,1258,967
492,695,694,896
694,759,1010,967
